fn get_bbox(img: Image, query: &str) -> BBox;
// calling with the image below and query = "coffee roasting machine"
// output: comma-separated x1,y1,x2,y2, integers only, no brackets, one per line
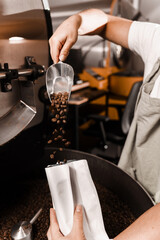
0,0,53,178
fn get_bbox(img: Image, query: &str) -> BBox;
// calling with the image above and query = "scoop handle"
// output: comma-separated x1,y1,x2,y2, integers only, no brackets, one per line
30,208,43,225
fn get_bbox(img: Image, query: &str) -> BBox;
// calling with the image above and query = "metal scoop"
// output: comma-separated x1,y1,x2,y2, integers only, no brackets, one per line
11,208,42,240
46,61,74,102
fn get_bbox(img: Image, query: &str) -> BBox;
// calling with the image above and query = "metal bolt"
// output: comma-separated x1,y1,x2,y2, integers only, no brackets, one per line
4,82,12,91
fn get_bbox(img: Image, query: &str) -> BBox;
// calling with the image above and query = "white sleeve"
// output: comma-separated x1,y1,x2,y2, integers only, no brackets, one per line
128,21,160,65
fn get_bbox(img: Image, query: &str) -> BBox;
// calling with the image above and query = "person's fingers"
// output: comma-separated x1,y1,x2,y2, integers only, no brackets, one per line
59,38,75,62
47,227,52,240
49,37,63,64
72,205,84,233
49,33,77,63
49,208,63,239
50,208,59,226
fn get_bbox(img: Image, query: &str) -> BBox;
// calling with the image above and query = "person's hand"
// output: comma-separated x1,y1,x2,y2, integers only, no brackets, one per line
49,15,81,64
47,205,86,240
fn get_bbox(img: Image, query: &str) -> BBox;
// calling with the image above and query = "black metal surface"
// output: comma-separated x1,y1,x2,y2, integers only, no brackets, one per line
44,147,154,218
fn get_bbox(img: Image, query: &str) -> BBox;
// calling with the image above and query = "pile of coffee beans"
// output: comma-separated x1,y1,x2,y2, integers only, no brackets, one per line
47,92,71,164
95,182,136,238
0,178,136,240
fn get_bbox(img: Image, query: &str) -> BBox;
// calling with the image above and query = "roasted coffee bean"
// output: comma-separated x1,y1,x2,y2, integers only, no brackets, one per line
62,138,67,142
65,141,71,147
59,148,63,151
51,118,57,123
50,154,54,159
57,135,62,140
64,109,67,112
58,92,62,97
57,120,60,124
62,130,65,135
62,120,66,124
60,127,63,131
55,114,59,119
47,139,52,144
64,92,68,96
54,137,58,141
60,110,63,115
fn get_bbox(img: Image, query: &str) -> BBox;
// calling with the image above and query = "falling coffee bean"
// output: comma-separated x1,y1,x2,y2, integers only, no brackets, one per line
57,135,62,140
50,154,54,159
49,91,71,163
65,141,71,147
51,118,57,123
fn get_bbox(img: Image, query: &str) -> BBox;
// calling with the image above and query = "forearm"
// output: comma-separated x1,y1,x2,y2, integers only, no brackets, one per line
49,8,132,63
77,8,132,48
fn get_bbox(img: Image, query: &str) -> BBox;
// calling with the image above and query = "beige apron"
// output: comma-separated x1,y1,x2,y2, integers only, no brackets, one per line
118,58,160,203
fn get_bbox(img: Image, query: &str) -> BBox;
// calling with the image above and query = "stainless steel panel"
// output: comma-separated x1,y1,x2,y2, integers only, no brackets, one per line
0,81,36,145
0,0,51,144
